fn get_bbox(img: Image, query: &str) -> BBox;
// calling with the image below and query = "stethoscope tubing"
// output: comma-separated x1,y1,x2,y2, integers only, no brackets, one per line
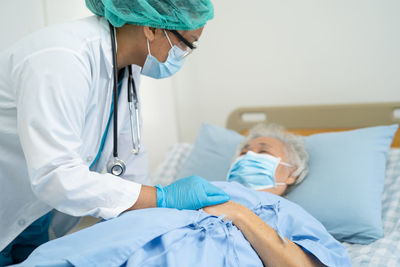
108,22,141,176
110,22,119,158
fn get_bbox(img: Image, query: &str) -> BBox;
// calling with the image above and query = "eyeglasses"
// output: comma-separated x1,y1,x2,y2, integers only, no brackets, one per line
169,30,198,58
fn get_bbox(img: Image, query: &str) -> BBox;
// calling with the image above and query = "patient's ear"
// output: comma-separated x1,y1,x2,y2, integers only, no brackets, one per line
286,176,297,185
286,166,298,185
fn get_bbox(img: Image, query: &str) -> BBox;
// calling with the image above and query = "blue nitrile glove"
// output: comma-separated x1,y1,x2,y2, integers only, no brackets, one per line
155,176,230,210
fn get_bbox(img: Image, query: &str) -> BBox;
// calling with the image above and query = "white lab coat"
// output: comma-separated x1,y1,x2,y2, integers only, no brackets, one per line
0,16,150,251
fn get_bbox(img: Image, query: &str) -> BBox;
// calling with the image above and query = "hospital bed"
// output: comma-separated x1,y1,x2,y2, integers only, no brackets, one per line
151,102,400,266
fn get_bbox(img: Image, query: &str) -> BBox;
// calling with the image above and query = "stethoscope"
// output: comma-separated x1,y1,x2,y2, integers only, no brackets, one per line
107,22,141,176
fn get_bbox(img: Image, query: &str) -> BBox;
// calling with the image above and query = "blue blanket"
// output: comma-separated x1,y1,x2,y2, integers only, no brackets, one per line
16,182,351,266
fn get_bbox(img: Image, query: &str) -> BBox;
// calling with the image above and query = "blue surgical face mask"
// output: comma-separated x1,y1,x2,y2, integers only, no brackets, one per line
227,151,293,190
141,30,186,79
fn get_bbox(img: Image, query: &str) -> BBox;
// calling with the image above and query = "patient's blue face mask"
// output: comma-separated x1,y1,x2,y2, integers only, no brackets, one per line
227,151,293,190
141,30,186,79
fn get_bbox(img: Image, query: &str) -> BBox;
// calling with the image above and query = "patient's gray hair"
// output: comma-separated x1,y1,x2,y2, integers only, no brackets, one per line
236,123,309,188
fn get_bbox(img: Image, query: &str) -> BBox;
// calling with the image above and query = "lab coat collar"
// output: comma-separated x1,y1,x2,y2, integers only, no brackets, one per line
98,17,113,79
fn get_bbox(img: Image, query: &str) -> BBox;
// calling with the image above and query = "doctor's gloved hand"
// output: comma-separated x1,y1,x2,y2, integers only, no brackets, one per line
155,176,230,210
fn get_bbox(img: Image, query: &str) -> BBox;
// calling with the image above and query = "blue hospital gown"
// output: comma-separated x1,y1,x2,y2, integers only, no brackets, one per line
15,182,351,267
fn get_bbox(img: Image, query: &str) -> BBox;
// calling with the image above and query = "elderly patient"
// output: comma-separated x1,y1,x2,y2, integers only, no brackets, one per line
203,124,320,266
229,123,309,196
17,124,351,267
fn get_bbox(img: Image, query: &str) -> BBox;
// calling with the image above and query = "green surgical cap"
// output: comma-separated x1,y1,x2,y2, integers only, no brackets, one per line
85,0,214,31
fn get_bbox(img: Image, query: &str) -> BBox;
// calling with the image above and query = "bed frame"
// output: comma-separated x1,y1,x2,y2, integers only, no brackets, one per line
226,102,400,148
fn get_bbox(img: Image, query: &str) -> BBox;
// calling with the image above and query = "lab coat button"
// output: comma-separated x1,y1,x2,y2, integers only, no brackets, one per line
18,219,26,226
86,156,93,162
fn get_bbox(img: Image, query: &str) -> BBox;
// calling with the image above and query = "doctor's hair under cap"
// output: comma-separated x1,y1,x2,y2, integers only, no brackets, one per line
236,123,309,189
85,0,214,30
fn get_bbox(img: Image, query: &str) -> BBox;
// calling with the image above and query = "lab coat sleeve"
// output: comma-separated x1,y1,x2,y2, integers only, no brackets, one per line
14,49,141,219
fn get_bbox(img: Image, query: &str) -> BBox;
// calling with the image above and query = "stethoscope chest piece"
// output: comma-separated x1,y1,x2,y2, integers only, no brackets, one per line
107,157,126,176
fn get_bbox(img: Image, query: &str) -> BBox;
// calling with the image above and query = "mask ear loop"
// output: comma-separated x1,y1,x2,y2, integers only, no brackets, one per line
276,163,298,187
146,31,173,56
274,159,295,187
279,161,294,168
146,39,152,55
163,30,174,48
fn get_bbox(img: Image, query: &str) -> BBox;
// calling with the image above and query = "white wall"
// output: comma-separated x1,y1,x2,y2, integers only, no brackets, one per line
172,0,400,142
0,0,45,51
0,0,179,171
139,77,179,171
43,0,93,25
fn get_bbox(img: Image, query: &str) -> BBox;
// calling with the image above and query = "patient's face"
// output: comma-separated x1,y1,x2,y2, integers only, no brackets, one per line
240,137,297,196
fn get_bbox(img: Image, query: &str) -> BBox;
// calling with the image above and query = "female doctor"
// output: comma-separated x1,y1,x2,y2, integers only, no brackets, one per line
0,0,229,264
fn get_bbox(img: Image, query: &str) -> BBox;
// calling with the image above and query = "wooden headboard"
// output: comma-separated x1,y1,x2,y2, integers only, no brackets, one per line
226,102,400,148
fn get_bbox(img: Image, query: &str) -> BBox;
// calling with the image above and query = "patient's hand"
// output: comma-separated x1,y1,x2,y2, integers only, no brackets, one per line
203,201,249,223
